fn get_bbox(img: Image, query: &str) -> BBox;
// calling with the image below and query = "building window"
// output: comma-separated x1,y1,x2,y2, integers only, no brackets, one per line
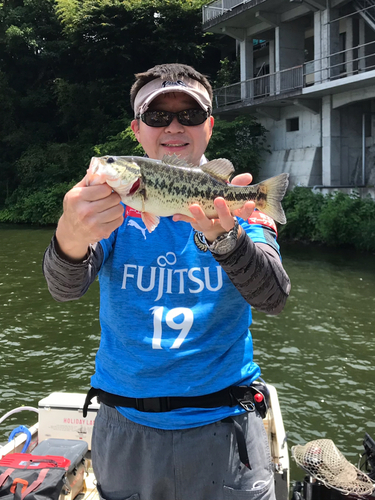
304,36,314,63
286,117,299,132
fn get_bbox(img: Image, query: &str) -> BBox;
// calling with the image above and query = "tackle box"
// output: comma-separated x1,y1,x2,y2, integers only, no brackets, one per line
38,393,99,450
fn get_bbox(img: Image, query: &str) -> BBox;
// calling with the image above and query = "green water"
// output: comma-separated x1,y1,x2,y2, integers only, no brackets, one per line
0,224,374,485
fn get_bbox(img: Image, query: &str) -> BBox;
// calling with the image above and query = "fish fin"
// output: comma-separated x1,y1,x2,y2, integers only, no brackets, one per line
141,212,160,233
161,154,198,169
201,159,235,183
255,173,289,224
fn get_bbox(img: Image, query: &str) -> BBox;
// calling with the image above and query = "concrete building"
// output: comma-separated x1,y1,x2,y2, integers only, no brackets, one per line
202,0,375,197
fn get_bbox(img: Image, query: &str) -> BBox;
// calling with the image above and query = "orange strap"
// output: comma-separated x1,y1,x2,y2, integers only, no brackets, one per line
10,478,28,494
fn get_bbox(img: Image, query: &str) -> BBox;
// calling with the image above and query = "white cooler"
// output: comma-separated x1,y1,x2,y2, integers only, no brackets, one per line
38,392,99,450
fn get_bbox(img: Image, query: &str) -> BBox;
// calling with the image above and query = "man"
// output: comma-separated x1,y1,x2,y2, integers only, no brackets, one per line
43,63,291,500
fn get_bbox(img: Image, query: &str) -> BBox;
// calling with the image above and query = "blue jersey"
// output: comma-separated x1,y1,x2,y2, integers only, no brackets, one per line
92,208,280,429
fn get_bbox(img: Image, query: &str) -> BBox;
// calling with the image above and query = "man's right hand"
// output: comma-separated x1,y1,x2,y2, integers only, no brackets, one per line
55,176,124,261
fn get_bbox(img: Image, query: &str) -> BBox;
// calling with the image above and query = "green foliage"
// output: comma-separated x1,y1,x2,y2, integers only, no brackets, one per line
93,123,145,157
278,186,325,242
54,0,80,32
0,0,70,206
280,188,375,252
15,142,91,188
54,0,220,102
1,140,92,225
205,115,270,181
0,182,76,225
318,191,375,251
214,57,240,88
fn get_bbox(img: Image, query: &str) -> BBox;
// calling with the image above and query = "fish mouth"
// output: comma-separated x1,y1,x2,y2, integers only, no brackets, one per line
89,157,101,174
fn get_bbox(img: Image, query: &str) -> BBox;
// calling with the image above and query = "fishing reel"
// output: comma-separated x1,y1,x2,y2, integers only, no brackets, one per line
291,433,375,500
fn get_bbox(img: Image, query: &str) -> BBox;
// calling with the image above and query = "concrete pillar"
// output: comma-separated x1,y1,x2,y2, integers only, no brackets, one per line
275,29,281,94
346,17,354,76
269,39,275,73
316,8,340,84
321,10,331,82
314,11,322,84
269,38,276,95
275,21,305,94
322,95,341,185
358,19,366,72
329,11,340,80
240,37,253,99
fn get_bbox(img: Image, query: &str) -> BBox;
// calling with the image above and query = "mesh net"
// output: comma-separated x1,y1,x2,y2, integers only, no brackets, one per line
292,439,375,497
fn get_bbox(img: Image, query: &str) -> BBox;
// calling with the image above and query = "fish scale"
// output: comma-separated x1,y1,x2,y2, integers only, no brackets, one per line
142,164,264,213
143,163,234,203
87,154,289,233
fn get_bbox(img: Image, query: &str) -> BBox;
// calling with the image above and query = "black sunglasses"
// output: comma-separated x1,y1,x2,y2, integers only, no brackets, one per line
138,108,210,127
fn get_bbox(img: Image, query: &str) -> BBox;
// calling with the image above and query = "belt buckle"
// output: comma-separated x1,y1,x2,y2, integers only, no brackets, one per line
237,388,255,412
229,387,256,412
238,399,255,412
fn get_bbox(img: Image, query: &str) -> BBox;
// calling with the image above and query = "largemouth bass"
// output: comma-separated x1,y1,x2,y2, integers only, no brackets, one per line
87,154,289,233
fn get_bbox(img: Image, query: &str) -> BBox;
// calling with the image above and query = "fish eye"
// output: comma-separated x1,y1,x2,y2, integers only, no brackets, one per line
107,157,115,164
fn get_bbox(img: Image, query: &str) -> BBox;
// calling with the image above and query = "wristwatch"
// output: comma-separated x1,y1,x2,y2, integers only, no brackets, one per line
208,219,240,255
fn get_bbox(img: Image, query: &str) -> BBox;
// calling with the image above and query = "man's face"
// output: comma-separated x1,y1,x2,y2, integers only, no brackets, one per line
131,92,214,166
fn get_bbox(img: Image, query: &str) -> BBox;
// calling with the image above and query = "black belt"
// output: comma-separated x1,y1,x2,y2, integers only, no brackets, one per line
83,385,264,417
83,384,269,471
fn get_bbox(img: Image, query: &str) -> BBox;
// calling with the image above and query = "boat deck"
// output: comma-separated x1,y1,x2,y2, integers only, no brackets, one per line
79,472,99,500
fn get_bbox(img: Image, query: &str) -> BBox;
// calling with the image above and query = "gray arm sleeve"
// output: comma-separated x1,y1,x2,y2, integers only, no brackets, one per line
42,235,104,302
212,230,291,315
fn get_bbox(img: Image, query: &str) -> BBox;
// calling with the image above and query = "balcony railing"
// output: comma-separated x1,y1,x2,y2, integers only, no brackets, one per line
202,0,247,23
213,66,303,108
213,38,375,109
303,38,375,85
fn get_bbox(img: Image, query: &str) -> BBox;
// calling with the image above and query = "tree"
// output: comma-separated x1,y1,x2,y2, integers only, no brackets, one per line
0,0,268,225
0,0,223,209
0,0,68,205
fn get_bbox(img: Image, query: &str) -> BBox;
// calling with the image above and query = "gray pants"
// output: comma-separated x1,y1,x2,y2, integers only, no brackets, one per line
92,404,275,500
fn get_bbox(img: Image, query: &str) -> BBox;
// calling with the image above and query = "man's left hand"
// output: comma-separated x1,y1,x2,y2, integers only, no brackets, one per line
172,173,255,243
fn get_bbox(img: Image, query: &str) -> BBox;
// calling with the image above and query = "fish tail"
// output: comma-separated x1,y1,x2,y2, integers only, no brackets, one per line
255,173,289,224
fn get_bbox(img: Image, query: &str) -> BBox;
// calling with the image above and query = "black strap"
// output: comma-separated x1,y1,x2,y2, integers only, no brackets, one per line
222,417,252,470
83,387,98,418
13,481,24,500
83,386,258,418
